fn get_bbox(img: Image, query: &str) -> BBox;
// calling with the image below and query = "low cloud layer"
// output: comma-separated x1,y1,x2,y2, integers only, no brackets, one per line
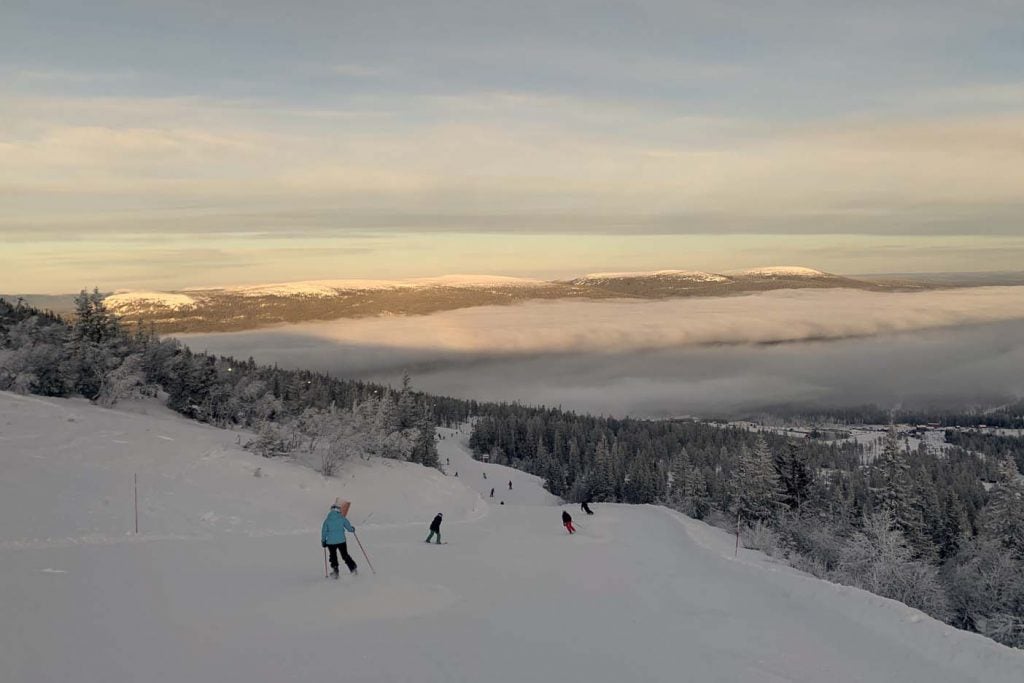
179,287,1024,416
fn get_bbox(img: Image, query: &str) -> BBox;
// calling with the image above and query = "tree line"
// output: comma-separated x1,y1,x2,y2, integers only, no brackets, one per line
747,402,1024,429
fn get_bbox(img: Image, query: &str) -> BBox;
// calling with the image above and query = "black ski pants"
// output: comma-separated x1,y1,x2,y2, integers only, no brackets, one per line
328,542,357,573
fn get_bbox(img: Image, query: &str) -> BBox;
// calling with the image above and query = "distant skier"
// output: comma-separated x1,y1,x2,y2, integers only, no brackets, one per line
455,472,458,477
562,510,576,534
321,498,357,578
483,472,487,479
508,480,512,490
490,487,495,497
426,513,443,544
581,501,594,515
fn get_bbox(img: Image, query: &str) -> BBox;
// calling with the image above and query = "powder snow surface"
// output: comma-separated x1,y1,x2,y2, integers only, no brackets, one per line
1,392,1021,682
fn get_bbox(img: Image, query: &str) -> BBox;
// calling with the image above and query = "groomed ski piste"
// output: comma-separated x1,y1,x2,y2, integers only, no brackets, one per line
2,391,1022,682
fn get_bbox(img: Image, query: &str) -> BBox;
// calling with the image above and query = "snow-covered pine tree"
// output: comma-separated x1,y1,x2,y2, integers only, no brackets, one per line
669,448,690,507
835,510,950,620
870,426,932,557
936,489,972,559
980,457,1024,557
96,353,148,407
410,406,440,468
63,289,124,400
590,436,616,502
536,439,567,496
683,467,712,520
729,436,783,524
396,373,417,431
774,442,812,510
623,452,659,504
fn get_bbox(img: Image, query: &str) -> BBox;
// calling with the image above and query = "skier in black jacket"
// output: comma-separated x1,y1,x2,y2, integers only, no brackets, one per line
425,513,443,544
562,510,576,534
581,501,594,515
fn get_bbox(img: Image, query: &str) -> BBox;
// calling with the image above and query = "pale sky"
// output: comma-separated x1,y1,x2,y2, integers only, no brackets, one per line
3,1,1024,292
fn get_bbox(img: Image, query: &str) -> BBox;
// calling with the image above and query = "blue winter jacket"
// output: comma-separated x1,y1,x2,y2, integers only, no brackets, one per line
321,508,355,545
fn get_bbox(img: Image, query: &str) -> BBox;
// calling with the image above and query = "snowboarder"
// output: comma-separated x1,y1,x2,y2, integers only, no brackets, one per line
321,498,358,578
490,487,495,497
483,472,487,479
508,480,512,490
581,501,594,515
562,510,576,534
426,513,443,544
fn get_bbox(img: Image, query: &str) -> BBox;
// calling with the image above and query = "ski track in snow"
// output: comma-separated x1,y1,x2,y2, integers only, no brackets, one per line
1,392,1022,683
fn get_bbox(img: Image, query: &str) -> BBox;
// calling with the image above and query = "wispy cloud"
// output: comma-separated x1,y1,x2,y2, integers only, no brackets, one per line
3,94,1022,217
4,1,1024,288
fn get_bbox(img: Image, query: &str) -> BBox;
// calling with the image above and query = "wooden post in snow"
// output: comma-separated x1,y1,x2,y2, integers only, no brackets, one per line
734,510,741,558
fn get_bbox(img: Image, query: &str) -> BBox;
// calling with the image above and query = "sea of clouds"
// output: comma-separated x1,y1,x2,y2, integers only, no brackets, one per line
178,287,1024,416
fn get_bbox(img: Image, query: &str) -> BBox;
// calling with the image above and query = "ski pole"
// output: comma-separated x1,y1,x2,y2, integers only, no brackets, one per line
353,532,376,574
323,547,328,578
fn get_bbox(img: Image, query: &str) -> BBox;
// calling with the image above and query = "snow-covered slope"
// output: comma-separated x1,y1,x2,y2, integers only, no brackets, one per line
104,291,200,315
2,392,1021,682
0,392,484,545
100,266,902,333
221,274,549,298
573,269,729,283
728,266,835,278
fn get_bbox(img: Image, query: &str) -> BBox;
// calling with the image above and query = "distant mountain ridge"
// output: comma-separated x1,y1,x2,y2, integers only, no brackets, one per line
102,266,930,333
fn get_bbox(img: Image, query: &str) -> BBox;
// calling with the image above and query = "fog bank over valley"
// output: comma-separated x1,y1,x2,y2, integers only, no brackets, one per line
178,287,1024,417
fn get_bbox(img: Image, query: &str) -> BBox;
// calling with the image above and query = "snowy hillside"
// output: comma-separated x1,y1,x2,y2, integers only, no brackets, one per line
572,269,730,284
2,391,1021,682
99,266,902,333
728,266,835,278
104,291,200,316
220,274,549,298
0,392,485,545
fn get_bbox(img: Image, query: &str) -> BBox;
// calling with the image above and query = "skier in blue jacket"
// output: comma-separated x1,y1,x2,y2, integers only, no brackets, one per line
321,499,357,578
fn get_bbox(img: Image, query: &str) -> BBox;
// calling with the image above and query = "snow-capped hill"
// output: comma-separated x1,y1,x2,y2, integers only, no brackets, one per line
101,267,899,333
105,291,199,313
574,269,729,283
728,266,835,278
226,282,369,297
220,275,547,297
